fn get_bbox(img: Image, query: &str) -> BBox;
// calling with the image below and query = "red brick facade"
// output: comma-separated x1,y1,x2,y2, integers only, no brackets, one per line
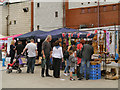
65,2,120,29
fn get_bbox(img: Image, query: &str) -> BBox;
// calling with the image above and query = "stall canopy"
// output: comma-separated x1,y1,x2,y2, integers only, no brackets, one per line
0,34,22,40
36,28,88,40
15,30,46,40
16,28,95,41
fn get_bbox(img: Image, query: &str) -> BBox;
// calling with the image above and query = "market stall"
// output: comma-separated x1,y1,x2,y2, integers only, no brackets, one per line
0,34,22,54
84,29,120,80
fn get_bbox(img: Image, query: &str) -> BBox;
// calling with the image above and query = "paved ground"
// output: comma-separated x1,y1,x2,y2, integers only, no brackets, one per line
0,61,119,88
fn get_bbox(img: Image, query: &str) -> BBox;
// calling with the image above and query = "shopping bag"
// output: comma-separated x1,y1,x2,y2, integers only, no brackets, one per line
41,58,46,68
18,56,27,65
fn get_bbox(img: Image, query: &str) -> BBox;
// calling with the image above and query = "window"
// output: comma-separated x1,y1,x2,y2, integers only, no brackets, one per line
14,20,16,24
81,9,85,13
55,11,58,17
88,8,90,13
88,2,90,4
37,3,40,8
37,25,39,30
95,1,97,3
9,21,12,25
103,6,106,11
113,5,116,10
95,7,97,12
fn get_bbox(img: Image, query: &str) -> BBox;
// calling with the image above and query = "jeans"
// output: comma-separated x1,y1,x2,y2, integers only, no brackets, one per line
27,57,35,73
41,55,50,76
80,58,90,75
64,59,69,73
2,58,5,66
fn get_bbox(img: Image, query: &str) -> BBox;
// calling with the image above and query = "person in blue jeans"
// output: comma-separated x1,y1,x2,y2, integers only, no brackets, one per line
2,49,6,67
64,59,70,76
22,39,37,74
79,41,94,80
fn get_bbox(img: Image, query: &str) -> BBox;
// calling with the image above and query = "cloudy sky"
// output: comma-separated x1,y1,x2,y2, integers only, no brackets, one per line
0,0,120,3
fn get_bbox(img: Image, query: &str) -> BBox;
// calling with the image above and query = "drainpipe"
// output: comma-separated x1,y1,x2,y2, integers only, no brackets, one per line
31,0,34,32
63,0,66,28
7,1,9,36
98,0,100,27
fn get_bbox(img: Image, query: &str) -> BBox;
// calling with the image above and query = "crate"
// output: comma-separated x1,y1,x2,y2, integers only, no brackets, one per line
89,70,101,74
89,74,101,77
89,76,101,80
84,64,101,80
90,64,101,68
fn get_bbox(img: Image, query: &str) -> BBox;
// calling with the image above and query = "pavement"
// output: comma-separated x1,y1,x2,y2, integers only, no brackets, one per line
0,61,119,88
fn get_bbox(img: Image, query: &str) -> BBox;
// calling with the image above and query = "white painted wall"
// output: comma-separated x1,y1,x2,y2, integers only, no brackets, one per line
1,5,8,36
0,6,2,35
69,0,120,9
0,1,31,36
9,1,31,35
34,1,63,31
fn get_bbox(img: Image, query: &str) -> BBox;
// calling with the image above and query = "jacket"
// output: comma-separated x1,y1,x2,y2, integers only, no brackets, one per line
81,44,94,60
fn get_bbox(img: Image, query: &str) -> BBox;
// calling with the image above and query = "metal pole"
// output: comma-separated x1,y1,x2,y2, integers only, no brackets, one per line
7,2,9,36
114,24,116,56
98,0,100,27
104,30,107,78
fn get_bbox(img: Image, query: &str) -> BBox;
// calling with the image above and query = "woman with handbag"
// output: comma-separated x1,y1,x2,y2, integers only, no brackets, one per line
52,40,63,78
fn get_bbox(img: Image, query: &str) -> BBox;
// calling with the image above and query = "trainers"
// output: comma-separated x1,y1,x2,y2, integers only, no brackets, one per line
70,77,75,81
64,73,68,76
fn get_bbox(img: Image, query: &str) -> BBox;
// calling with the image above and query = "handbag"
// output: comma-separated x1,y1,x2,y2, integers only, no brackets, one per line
41,58,46,68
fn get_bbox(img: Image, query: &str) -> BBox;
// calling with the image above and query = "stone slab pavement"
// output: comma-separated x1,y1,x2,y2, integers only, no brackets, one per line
0,61,118,88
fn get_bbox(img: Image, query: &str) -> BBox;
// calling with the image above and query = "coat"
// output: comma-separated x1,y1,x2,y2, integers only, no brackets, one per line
81,44,94,60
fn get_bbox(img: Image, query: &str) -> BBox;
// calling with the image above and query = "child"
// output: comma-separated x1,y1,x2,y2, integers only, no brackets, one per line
2,49,6,67
69,50,77,81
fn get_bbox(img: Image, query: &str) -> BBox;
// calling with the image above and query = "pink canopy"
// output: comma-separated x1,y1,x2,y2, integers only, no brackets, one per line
0,34,22,40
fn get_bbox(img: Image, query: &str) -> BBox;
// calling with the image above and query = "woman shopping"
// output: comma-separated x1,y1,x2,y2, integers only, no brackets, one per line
52,40,63,78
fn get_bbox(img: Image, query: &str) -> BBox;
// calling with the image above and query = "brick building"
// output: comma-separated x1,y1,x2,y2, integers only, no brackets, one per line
65,1,120,29
65,0,120,54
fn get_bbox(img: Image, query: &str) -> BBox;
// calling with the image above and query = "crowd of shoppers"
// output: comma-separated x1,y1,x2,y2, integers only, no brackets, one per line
41,35,94,81
2,35,94,81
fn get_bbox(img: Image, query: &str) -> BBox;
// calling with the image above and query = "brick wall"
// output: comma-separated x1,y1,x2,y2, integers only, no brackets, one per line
66,3,120,29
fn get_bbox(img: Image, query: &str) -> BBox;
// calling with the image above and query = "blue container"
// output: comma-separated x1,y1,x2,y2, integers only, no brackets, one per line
90,64,101,68
89,76,101,80
89,70,101,74
89,74,101,77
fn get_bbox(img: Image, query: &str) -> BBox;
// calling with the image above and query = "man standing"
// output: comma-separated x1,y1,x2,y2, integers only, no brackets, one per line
41,35,52,77
22,39,37,74
16,41,24,55
80,41,94,80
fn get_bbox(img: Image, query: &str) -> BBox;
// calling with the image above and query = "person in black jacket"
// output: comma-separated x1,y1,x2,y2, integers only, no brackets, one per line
10,41,15,64
80,41,94,80
16,41,24,55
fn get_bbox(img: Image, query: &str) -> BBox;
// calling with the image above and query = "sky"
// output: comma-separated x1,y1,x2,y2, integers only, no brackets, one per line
0,0,120,3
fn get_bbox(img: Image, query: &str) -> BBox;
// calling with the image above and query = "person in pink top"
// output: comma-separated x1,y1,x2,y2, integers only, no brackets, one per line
77,39,85,80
